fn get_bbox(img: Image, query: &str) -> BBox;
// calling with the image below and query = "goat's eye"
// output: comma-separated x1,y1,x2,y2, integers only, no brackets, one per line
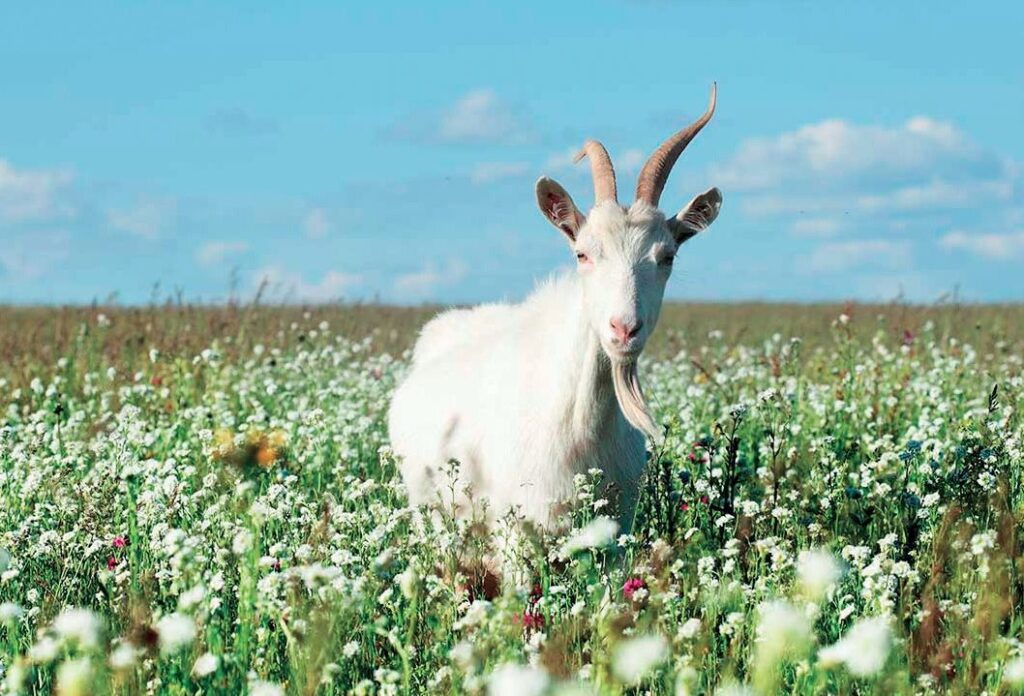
576,252,590,263
659,254,675,267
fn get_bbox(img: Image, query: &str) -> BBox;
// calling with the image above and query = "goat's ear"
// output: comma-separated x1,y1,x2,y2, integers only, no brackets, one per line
536,176,585,242
668,187,722,245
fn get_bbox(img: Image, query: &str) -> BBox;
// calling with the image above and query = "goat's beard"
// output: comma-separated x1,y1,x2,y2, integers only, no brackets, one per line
611,360,660,442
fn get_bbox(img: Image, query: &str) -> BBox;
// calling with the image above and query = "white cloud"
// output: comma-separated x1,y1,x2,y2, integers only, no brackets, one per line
0,230,70,280
393,258,468,300
617,148,645,175
107,198,176,240
544,148,578,172
855,178,1013,214
438,89,526,144
254,266,362,302
939,229,1024,260
745,179,1015,218
196,241,249,267
544,147,645,177
304,208,331,239
714,117,1003,191
0,158,74,222
712,117,1016,223
470,161,529,185
388,89,531,145
801,239,910,274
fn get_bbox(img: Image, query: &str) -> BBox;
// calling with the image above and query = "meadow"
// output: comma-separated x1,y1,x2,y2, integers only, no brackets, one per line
1,301,1022,695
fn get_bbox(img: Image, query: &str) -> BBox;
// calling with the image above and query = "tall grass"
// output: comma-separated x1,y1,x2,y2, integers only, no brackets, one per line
0,303,1021,694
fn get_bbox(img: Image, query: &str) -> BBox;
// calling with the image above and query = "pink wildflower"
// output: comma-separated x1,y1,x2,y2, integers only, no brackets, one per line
623,577,647,600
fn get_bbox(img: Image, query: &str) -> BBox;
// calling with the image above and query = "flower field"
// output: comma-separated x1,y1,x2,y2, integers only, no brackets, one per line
1,305,1022,695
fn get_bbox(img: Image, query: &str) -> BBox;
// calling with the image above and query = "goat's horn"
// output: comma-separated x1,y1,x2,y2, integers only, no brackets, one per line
635,83,717,207
573,139,618,204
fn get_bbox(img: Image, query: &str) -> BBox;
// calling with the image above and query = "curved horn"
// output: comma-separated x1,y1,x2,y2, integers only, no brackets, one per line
635,83,717,207
573,139,618,204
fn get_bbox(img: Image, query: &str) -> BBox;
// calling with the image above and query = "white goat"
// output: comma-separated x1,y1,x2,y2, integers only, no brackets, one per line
389,85,723,532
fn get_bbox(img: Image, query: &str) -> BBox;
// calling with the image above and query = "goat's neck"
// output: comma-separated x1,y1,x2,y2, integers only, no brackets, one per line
563,287,618,437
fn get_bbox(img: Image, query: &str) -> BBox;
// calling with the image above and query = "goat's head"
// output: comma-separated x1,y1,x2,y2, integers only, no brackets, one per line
534,84,723,438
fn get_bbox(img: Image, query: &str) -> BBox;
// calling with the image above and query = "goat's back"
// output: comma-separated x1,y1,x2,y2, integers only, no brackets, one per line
410,303,514,366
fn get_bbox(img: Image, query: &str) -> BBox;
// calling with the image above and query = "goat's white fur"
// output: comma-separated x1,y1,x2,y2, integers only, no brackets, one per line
389,190,721,531
391,271,642,528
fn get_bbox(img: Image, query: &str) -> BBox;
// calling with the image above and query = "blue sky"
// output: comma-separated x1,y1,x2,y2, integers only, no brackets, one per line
1,1,1021,305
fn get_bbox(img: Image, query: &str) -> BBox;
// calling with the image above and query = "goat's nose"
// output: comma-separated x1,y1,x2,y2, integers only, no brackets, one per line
610,317,643,343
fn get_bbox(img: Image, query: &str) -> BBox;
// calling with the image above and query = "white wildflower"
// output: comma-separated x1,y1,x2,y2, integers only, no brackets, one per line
0,602,22,622
249,680,285,696
818,615,892,677
487,663,549,696
29,636,61,663
612,634,669,685
970,530,996,556
53,608,103,650
178,585,206,611
716,682,755,696
232,529,254,555
720,611,745,637
891,561,912,578
156,613,196,655
558,517,619,558
756,600,813,659
109,643,138,670
192,652,220,678
449,641,474,671
397,565,419,600
454,600,491,631
678,617,702,640
56,658,93,696
3,660,28,692
675,666,699,696
796,548,843,601
1004,657,1024,687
